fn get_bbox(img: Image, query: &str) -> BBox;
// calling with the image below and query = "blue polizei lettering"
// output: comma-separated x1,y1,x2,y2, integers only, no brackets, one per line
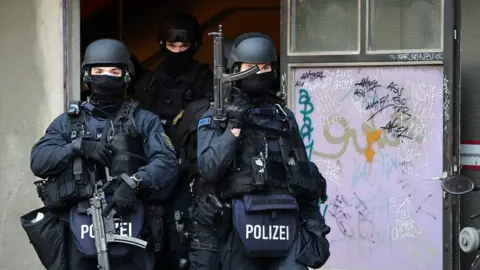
198,117,212,128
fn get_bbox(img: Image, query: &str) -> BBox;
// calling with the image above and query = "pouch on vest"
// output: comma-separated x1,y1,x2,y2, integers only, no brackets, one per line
20,207,68,270
36,166,95,211
144,204,165,252
251,153,268,190
232,194,298,258
69,198,145,258
295,218,331,268
288,160,326,202
35,179,67,211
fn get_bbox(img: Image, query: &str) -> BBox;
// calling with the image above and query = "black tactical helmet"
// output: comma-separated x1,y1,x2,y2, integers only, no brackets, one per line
227,33,277,71
81,39,134,88
81,39,134,74
157,12,202,53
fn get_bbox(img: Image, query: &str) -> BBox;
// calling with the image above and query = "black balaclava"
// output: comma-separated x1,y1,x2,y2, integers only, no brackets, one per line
164,47,194,77
237,71,276,98
90,75,125,110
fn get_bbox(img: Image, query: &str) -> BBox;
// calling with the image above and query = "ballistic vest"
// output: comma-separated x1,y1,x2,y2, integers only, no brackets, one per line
69,99,148,183
67,100,147,258
135,63,210,136
220,104,296,199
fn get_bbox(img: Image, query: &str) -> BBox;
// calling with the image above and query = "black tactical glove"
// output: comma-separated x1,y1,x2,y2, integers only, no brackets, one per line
81,140,113,166
226,94,253,128
108,182,138,215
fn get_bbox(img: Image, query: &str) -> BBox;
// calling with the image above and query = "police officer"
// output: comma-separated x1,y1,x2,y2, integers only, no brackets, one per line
169,39,235,270
196,33,331,270
134,12,213,132
30,38,178,269
134,12,213,270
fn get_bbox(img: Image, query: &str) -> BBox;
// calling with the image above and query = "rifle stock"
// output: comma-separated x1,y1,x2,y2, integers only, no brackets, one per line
208,25,259,122
87,167,148,270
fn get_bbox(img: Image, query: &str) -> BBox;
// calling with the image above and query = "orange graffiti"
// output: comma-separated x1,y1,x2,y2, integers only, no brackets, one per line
364,129,382,162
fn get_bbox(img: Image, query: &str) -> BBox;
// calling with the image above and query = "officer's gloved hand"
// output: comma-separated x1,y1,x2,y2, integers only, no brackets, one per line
110,182,138,215
81,140,113,166
226,94,252,128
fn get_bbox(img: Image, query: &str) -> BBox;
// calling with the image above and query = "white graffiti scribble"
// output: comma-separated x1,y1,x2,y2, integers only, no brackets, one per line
305,80,343,127
333,69,354,91
315,159,341,186
353,98,368,115
443,75,451,134
390,198,396,207
291,66,443,269
397,139,421,176
390,53,443,62
406,80,443,146
391,198,422,241
280,73,287,101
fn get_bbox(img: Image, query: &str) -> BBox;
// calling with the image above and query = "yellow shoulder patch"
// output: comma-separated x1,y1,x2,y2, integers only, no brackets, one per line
173,110,184,126
161,132,174,151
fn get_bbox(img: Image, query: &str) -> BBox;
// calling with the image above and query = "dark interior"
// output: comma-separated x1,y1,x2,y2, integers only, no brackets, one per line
80,0,280,91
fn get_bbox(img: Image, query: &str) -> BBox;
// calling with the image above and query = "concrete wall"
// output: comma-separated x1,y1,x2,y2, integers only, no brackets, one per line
0,0,65,269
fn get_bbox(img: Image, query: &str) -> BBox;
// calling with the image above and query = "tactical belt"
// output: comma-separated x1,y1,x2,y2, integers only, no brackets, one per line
189,222,219,252
190,241,218,252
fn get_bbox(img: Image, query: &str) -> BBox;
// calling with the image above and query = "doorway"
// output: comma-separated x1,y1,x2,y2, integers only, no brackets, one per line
80,0,281,99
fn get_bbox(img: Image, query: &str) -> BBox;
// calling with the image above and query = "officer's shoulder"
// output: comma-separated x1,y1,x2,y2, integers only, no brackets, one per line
133,107,158,121
185,98,211,112
197,109,215,129
275,105,295,121
60,100,86,124
44,111,73,135
53,111,71,125
200,108,214,117
282,106,295,116
129,99,157,121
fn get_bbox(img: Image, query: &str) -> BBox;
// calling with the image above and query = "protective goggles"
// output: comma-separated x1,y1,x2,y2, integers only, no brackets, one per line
165,29,194,43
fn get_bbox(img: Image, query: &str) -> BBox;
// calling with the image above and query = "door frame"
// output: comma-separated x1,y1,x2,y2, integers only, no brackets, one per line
443,0,462,269
62,0,81,109
280,0,458,269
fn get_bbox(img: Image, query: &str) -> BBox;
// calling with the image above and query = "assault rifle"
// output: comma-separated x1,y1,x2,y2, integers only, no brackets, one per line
87,167,148,270
208,25,259,121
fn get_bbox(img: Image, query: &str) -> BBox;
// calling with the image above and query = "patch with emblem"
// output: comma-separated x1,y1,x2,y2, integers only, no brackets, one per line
198,117,212,128
173,110,184,126
161,132,174,151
